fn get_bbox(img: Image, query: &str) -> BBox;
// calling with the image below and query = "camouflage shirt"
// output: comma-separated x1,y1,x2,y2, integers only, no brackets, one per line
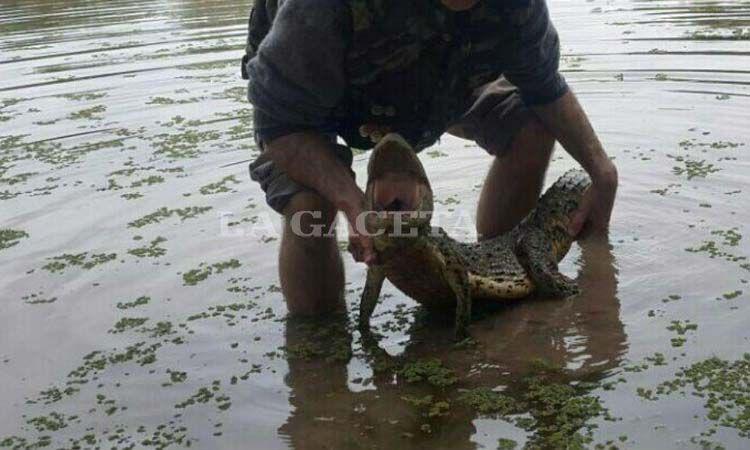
246,0,568,149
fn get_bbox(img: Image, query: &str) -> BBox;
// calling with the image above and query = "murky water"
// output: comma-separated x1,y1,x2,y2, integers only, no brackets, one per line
1,0,749,448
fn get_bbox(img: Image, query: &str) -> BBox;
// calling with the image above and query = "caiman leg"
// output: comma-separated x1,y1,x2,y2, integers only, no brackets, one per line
357,265,402,376
517,229,579,298
433,243,472,341
358,265,385,332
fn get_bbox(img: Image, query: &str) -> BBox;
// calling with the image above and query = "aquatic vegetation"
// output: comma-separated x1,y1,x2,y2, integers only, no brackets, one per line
0,228,29,250
199,175,240,195
22,292,57,305
722,290,743,300
649,355,750,437
402,394,451,418
670,157,721,180
109,317,149,334
127,236,167,258
149,128,221,159
182,259,242,286
400,358,458,387
127,205,212,228
116,295,150,310
0,171,37,186
41,251,117,273
146,96,203,105
68,104,106,120
497,438,518,450
457,377,613,448
685,227,747,264
130,175,165,188
56,91,108,101
458,387,517,415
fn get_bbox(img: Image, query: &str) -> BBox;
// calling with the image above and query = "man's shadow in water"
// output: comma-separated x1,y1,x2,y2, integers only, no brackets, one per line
277,240,628,450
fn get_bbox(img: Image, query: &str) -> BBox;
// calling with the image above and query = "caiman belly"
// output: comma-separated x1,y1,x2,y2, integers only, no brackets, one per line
382,244,457,309
382,237,535,308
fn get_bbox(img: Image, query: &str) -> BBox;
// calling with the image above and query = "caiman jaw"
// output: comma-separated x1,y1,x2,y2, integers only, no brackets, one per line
365,133,434,240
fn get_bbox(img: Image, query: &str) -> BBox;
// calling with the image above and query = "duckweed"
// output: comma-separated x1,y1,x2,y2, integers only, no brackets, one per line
128,206,212,228
199,175,240,195
0,229,29,250
109,317,149,333
182,259,242,286
399,358,458,387
42,251,117,273
652,355,750,437
116,296,150,310
128,236,167,258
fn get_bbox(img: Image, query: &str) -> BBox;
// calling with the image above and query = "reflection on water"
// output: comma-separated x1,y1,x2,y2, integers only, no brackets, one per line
280,241,626,449
1,0,750,448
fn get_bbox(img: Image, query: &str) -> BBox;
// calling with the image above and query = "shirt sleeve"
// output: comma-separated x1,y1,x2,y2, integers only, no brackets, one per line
246,0,349,143
502,0,569,106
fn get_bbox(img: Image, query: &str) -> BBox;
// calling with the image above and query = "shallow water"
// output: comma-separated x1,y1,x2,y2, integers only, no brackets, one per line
1,0,749,448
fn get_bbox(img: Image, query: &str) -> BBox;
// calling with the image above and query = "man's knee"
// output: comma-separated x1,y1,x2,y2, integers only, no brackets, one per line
282,191,338,240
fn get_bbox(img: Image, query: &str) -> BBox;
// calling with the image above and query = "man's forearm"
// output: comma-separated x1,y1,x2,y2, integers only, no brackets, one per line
265,131,364,217
531,90,617,186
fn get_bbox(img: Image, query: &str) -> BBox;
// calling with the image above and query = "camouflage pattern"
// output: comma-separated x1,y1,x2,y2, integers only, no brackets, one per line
243,0,529,150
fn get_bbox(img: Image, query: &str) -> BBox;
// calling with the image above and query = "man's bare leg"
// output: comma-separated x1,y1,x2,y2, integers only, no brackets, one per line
280,191,345,314
476,118,555,240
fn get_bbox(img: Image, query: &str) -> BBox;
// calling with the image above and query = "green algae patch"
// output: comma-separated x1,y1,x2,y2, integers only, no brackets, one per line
670,156,721,180
68,104,106,120
281,317,352,362
457,374,614,448
56,91,108,101
182,259,242,286
150,129,221,159
199,175,240,195
458,387,517,415
109,317,149,334
128,205,212,228
129,175,165,188
116,296,150,310
400,358,458,388
23,292,57,305
0,229,29,250
402,395,451,418
127,236,167,258
42,251,117,273
722,290,743,300
650,354,750,437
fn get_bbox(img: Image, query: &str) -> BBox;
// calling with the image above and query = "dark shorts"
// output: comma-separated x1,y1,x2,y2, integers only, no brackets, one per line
249,77,533,214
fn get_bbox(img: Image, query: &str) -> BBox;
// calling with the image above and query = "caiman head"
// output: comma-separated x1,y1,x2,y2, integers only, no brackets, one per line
364,133,434,250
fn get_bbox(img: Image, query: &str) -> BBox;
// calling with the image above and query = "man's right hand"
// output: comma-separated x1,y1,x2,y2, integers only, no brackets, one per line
266,131,378,265
341,193,378,265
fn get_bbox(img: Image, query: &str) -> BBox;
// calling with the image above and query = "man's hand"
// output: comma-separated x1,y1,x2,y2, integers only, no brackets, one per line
340,192,378,265
532,90,618,238
266,131,377,264
569,163,618,237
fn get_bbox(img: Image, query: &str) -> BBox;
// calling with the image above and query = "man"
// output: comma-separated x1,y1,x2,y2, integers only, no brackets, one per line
244,0,618,315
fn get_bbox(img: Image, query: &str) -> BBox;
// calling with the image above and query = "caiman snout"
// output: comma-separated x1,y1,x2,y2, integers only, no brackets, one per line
366,133,434,225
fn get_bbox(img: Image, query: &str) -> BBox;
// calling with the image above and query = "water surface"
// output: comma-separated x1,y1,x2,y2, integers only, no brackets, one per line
1,0,749,448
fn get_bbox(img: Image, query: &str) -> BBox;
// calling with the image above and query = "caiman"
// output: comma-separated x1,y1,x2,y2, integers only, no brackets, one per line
358,133,592,340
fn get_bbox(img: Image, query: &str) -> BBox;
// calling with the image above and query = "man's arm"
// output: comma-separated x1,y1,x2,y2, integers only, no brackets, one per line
265,132,377,264
532,90,618,236
500,0,617,236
